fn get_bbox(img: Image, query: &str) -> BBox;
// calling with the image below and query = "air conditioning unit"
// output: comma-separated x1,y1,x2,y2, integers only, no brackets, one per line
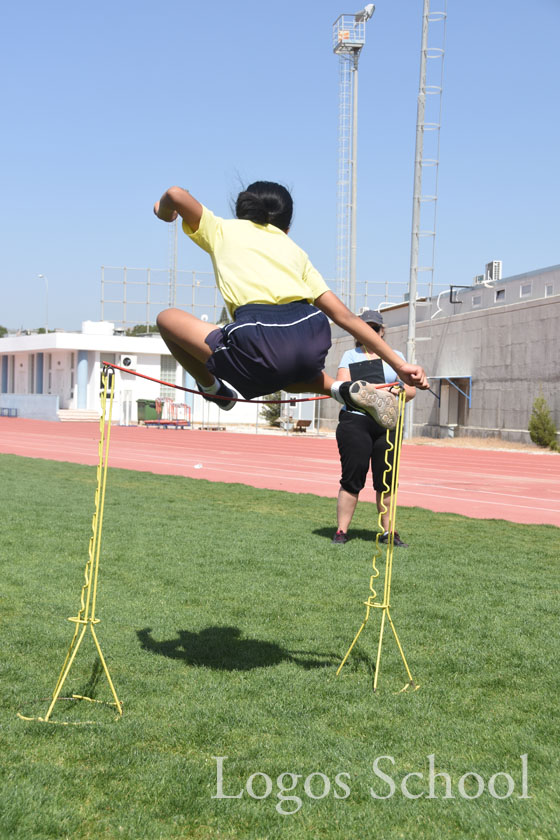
119,354,137,369
485,260,502,282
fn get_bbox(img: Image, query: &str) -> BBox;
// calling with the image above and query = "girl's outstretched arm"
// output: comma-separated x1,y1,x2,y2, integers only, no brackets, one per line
154,187,203,231
315,290,428,389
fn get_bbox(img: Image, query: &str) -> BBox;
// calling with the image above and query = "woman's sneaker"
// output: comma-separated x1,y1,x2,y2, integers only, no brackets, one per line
339,380,399,430
379,531,409,548
197,379,238,411
332,529,348,544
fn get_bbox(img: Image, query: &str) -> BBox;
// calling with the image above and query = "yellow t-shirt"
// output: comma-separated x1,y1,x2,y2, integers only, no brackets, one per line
183,206,329,317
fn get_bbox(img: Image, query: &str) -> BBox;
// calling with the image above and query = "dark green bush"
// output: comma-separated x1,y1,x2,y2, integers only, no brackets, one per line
529,392,558,450
260,391,282,426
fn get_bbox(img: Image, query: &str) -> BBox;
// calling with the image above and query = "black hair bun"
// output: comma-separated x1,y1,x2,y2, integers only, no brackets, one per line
235,181,293,230
236,191,269,225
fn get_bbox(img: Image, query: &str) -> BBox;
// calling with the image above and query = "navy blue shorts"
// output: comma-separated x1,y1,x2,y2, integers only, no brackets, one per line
204,300,332,399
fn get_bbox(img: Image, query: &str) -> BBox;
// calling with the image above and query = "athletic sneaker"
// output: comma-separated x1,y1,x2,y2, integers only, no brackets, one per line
339,380,399,430
379,531,409,548
332,529,348,545
197,379,238,411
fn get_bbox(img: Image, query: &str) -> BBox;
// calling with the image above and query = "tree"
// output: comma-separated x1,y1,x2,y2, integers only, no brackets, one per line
0,325,7,337
528,391,558,451
125,324,159,336
260,392,282,427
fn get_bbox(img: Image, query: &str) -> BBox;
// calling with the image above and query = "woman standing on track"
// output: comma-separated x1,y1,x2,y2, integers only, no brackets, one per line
332,310,416,546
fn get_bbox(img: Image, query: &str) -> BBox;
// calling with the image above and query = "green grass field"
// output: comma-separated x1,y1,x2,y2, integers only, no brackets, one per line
1,453,558,840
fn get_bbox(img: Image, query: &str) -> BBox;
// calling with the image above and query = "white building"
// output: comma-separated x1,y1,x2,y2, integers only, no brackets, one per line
0,320,271,427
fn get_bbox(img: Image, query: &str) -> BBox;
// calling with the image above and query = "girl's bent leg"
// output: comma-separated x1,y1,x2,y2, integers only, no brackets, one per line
284,372,335,396
157,308,218,386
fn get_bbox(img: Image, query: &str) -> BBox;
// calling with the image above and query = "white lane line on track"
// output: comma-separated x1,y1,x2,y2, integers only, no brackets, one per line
2,431,560,476
3,441,560,506
401,479,560,502
396,490,559,513
93,453,560,512
2,439,559,516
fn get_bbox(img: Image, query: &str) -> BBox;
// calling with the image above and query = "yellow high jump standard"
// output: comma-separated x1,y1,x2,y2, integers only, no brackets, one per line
18,367,122,722
336,389,419,692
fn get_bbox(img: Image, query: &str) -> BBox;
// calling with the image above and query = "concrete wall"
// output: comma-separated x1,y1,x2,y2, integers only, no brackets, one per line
319,295,560,443
0,394,60,421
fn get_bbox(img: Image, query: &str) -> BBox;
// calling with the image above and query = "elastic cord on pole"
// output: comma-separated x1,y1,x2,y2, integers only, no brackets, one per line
102,361,400,406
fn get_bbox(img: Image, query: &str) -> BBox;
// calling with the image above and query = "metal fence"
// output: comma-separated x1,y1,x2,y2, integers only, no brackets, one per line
100,266,228,328
101,265,448,328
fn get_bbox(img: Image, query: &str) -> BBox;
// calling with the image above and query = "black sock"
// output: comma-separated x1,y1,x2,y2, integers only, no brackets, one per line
338,381,353,409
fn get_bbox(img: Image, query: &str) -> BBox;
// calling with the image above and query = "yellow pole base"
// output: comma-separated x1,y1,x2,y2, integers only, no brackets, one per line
18,367,122,724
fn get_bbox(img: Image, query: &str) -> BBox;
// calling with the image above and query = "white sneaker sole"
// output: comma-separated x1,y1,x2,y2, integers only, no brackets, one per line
348,381,399,429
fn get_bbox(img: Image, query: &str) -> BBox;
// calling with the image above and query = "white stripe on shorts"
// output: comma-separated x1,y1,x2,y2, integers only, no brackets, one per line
224,307,323,339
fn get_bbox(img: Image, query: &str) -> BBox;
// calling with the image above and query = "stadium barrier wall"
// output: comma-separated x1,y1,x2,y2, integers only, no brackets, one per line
0,394,60,421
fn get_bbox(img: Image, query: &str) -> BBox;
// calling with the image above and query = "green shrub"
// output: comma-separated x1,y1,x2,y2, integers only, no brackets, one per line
260,391,282,426
528,392,558,450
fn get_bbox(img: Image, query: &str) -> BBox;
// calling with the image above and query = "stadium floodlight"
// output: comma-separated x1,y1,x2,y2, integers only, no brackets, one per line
37,274,49,333
355,4,375,23
333,5,375,313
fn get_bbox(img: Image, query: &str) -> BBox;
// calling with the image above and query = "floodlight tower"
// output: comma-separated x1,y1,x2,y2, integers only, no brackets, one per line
168,218,178,308
333,5,375,314
404,0,447,439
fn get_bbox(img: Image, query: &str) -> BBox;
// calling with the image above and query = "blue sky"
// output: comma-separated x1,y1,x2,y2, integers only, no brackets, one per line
1,0,558,330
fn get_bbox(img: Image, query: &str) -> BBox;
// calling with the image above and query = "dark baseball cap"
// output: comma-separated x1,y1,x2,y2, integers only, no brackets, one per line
359,309,383,326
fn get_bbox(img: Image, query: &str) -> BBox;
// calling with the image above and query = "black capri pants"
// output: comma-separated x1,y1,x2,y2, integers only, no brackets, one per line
336,409,396,495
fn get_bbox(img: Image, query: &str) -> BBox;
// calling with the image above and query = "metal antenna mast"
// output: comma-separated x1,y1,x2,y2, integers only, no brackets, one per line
405,0,447,439
333,5,375,314
168,218,178,309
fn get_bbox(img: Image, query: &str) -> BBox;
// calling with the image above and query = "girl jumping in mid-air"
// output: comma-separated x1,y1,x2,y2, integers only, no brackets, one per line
154,181,428,428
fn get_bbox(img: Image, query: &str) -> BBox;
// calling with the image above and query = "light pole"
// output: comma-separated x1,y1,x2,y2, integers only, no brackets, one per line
404,0,447,439
37,274,48,333
350,5,374,316
333,4,375,313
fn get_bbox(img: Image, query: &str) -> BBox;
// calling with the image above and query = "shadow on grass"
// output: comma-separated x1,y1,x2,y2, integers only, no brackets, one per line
137,626,341,671
313,526,378,543
77,658,104,698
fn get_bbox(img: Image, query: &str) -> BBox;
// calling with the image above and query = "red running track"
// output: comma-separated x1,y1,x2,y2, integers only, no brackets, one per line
1,418,559,527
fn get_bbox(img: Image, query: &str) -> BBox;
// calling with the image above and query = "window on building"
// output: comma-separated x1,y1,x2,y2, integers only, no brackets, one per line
472,294,482,308
47,353,52,394
545,283,554,297
70,352,75,394
29,354,35,393
520,283,532,298
495,289,505,302
160,355,177,399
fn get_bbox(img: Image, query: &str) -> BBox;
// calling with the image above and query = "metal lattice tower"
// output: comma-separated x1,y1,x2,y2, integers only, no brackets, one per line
405,0,448,439
408,0,447,307
333,6,375,314
168,219,178,308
